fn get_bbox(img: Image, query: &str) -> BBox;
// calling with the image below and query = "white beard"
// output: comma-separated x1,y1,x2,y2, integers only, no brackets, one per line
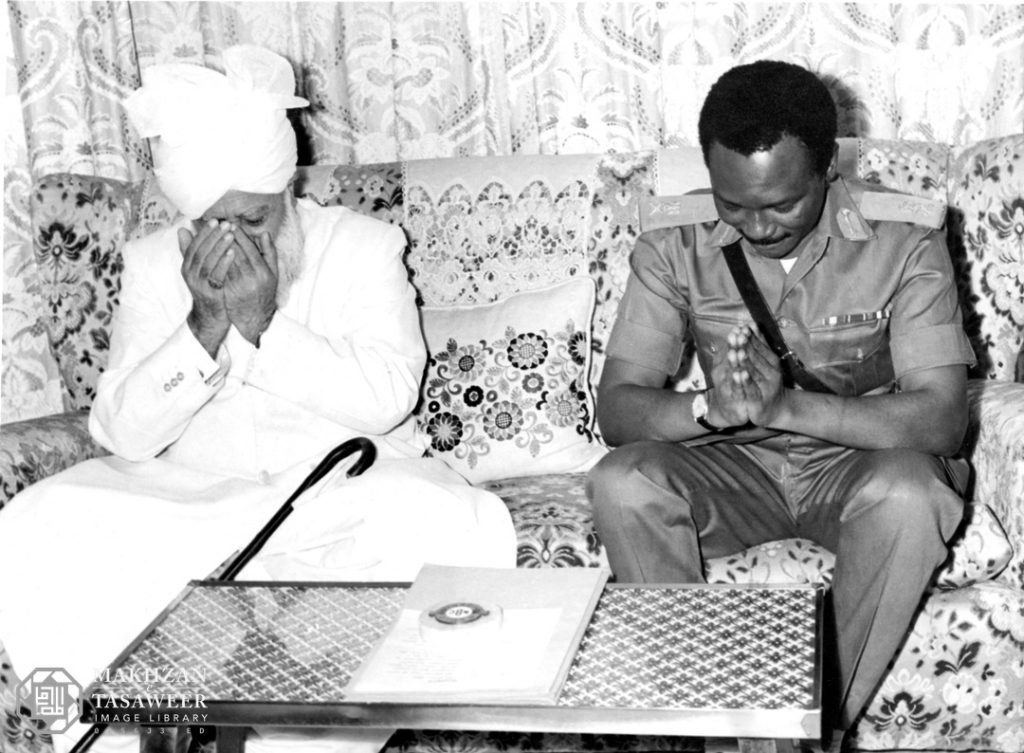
273,198,305,308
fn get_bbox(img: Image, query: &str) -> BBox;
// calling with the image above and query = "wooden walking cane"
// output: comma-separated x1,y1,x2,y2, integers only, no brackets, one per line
216,436,377,581
71,437,378,753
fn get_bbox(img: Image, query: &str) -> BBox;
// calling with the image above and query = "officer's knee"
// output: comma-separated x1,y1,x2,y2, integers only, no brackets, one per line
587,441,680,522
845,449,962,537
587,442,648,512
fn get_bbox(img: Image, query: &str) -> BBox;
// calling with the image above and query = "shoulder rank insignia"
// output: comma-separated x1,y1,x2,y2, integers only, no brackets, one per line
835,206,873,241
639,192,719,232
858,191,946,230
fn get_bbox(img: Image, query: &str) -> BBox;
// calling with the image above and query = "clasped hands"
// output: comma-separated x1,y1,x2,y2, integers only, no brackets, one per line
178,220,279,354
706,324,789,429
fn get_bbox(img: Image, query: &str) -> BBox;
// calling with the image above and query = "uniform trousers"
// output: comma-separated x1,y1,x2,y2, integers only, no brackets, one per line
586,436,967,730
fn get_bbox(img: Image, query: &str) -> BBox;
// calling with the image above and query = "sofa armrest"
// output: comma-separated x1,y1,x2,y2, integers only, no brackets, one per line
965,379,1024,590
0,410,110,508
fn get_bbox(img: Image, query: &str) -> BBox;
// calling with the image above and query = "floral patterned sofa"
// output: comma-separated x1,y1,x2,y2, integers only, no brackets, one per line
2,136,1023,753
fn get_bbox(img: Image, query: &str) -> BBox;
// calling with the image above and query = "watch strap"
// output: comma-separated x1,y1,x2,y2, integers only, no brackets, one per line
692,389,721,433
695,414,720,433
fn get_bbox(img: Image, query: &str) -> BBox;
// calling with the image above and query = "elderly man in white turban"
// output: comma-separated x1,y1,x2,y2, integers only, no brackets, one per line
0,45,515,753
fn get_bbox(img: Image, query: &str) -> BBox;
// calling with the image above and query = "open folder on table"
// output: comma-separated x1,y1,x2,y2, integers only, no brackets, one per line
343,564,610,705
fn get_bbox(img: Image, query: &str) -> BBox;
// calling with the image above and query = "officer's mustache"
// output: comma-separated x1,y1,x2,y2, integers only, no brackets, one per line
747,234,789,246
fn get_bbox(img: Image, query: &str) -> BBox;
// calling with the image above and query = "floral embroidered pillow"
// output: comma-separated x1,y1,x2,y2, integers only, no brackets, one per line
417,278,606,483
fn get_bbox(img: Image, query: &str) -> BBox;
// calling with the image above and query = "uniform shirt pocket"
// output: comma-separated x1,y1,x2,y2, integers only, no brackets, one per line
805,309,894,395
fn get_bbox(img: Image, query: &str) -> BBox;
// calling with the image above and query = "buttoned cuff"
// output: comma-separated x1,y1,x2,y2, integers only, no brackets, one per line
202,345,231,388
237,312,294,386
170,321,228,388
221,326,258,382
891,324,977,378
606,318,685,375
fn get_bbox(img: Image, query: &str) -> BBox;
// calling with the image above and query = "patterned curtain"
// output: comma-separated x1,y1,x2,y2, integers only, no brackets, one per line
125,2,1024,160
129,2,513,162
3,1,145,423
4,1,1024,422
3,7,62,423
8,2,1024,177
7,1,147,180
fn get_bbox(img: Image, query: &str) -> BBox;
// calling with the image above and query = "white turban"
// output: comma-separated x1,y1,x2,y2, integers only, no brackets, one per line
125,45,309,219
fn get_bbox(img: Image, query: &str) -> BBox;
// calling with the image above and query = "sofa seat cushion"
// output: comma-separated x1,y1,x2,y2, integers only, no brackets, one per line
483,473,606,569
703,538,835,586
483,473,1013,589
934,503,1015,591
482,472,837,581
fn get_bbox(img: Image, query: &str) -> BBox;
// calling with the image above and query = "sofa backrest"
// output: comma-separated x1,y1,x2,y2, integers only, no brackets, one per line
28,173,135,410
27,135,1024,411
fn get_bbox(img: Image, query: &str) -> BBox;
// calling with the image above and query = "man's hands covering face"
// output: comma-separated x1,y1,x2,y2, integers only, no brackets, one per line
224,227,279,344
708,325,787,428
178,220,279,356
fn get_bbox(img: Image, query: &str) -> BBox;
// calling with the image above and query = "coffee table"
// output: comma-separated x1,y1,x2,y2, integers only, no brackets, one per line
81,580,824,753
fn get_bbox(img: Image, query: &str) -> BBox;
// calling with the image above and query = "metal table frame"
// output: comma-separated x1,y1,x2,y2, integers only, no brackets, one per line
81,580,825,753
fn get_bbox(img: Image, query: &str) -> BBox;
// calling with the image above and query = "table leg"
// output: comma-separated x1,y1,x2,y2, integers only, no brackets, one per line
139,726,188,753
737,739,798,753
214,727,246,753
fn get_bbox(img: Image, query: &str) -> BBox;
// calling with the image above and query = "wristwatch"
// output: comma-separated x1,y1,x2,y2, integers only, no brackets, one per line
691,389,721,433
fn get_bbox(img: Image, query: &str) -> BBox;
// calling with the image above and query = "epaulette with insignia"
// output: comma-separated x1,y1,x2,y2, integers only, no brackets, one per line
856,189,946,230
639,192,719,232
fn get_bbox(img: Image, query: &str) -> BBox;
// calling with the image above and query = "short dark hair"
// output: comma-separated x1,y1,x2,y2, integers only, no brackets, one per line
698,60,838,175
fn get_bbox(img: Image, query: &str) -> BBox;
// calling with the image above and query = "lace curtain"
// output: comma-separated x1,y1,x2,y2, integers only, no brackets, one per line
9,2,1024,176
4,1,1024,421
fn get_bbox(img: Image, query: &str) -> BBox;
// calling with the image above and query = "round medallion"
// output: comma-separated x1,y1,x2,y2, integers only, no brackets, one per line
428,602,491,625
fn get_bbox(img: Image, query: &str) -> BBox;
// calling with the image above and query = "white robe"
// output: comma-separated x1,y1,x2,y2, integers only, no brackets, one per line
0,201,516,752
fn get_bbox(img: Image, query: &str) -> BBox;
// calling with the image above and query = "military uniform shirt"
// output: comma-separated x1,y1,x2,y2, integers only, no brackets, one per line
608,176,976,398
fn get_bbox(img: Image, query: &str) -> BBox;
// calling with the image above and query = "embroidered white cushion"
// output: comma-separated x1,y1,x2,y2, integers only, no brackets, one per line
417,278,606,483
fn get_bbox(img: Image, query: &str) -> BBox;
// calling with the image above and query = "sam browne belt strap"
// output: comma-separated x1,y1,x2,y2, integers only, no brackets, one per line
720,240,836,395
